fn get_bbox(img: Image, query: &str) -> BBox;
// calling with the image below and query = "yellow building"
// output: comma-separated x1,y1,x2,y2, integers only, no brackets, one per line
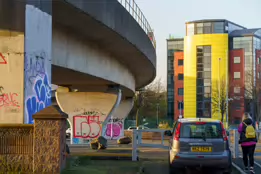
184,20,229,120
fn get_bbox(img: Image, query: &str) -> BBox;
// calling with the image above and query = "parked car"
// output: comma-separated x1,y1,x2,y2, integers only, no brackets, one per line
169,118,232,174
127,126,149,130
66,128,71,138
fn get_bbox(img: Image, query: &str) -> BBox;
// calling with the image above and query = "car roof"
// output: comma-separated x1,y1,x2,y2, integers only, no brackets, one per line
178,118,221,123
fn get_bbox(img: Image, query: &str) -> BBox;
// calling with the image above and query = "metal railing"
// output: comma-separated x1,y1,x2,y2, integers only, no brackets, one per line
118,0,156,48
132,129,168,161
229,129,261,158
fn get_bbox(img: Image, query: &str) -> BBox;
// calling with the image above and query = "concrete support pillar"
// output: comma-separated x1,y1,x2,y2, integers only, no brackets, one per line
0,0,52,124
24,1,52,124
55,86,120,144
103,97,134,139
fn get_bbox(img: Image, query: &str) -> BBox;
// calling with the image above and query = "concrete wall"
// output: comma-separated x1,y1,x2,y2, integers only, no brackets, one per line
0,0,25,124
0,32,24,124
52,25,135,92
55,90,118,144
24,3,52,124
103,98,134,139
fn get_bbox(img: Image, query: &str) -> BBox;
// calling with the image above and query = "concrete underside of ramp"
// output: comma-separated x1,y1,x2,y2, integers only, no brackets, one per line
52,0,156,90
56,90,119,144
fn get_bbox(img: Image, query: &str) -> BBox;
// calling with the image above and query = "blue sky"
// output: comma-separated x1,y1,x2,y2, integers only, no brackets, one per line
135,0,261,86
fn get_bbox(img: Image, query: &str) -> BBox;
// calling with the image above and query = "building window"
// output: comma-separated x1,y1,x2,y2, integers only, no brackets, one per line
178,102,184,110
196,23,203,34
213,22,224,33
178,59,183,66
196,45,212,118
234,72,241,79
233,103,241,110
234,87,241,94
187,23,194,36
178,74,184,80
203,23,212,34
178,88,184,96
234,57,240,64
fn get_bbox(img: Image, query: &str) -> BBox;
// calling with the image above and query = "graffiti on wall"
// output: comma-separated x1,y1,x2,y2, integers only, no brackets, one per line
24,4,52,124
25,74,51,124
0,86,20,113
105,118,124,139
25,51,46,87
73,111,105,144
0,53,7,64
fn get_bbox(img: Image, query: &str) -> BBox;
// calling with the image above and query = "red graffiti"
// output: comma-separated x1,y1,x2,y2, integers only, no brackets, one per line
73,115,102,139
0,53,7,64
0,93,20,109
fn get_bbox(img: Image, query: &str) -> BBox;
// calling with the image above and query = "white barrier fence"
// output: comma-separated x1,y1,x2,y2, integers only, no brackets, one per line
229,129,261,158
131,129,169,161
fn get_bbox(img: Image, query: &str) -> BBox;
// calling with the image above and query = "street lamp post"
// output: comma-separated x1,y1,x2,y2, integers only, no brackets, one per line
156,103,159,126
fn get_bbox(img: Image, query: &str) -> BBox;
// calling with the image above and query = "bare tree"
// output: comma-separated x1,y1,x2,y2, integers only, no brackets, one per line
212,77,228,123
244,71,261,121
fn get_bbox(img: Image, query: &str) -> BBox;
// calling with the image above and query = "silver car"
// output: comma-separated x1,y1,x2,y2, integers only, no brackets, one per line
169,118,232,174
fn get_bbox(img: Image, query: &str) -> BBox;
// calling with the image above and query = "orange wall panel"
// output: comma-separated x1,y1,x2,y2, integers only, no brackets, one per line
174,51,184,120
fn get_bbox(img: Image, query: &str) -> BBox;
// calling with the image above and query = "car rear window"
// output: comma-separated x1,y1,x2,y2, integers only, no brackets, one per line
180,122,223,139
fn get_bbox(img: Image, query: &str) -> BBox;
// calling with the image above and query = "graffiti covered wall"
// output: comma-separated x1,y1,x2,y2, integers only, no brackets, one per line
0,32,24,123
102,99,134,139
73,111,106,144
24,5,52,123
104,118,124,139
55,91,118,144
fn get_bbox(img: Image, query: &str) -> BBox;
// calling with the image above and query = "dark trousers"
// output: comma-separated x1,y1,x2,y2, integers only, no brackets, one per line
241,145,256,167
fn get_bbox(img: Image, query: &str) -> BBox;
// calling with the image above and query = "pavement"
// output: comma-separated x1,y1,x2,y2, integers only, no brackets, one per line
232,157,261,174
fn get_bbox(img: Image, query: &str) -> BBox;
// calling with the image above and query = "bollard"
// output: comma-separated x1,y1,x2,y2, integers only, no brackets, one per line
132,129,138,161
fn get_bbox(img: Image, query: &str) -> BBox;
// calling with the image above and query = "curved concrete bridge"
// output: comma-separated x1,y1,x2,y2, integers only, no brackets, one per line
0,0,156,144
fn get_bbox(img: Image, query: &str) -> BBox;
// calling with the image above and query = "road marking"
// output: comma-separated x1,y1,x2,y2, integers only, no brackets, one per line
254,161,261,168
232,162,246,174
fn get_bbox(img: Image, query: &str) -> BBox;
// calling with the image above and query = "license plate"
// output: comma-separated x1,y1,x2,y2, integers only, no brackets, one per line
191,146,212,152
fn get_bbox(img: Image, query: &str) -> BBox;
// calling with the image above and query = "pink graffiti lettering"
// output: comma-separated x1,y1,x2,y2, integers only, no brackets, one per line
0,93,20,109
106,122,123,138
73,115,101,139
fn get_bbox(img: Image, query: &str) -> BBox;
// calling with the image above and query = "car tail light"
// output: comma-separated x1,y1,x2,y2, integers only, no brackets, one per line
220,122,228,141
196,122,206,125
174,123,182,141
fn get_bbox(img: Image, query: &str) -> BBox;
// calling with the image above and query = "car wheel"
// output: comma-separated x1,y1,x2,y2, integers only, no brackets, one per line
169,165,183,174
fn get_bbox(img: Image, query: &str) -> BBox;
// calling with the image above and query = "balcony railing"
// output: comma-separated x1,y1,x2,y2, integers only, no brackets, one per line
118,0,156,48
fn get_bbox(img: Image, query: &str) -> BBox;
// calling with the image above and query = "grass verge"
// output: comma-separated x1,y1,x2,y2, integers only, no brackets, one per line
62,156,141,174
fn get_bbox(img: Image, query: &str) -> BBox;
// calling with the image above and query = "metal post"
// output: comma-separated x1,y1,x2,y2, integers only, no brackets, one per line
138,129,142,145
233,129,239,158
132,129,138,161
225,50,229,128
218,58,221,121
156,103,159,126
161,131,164,145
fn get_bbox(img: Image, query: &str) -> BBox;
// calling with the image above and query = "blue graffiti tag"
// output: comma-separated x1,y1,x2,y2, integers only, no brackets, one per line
73,138,80,144
26,74,51,124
